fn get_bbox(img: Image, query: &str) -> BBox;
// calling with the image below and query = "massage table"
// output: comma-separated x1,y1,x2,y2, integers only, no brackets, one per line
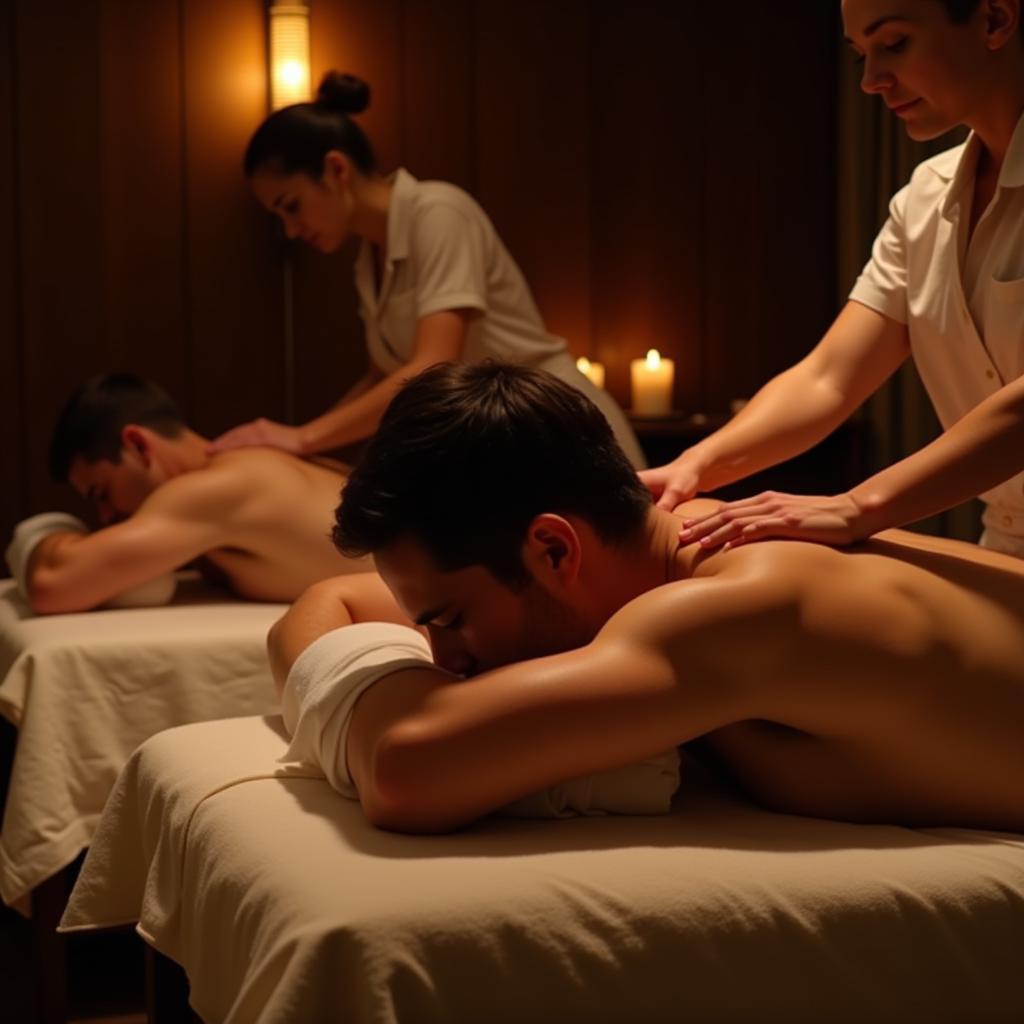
62,714,1024,1023
0,576,285,1021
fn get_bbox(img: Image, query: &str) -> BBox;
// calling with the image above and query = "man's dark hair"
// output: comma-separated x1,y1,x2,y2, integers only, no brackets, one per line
334,362,652,587
49,373,186,482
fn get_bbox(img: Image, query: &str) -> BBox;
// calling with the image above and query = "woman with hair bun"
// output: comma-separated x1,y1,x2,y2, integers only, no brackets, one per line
211,71,645,467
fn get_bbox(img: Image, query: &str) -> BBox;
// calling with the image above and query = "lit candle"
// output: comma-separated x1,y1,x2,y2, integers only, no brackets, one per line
576,356,606,389
630,348,675,415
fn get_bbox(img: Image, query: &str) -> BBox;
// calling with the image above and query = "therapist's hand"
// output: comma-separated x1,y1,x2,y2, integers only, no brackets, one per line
208,418,304,456
677,491,870,550
638,451,705,511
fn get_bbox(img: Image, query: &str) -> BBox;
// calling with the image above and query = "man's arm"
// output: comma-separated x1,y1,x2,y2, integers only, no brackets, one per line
267,572,416,694
23,466,248,614
348,577,761,833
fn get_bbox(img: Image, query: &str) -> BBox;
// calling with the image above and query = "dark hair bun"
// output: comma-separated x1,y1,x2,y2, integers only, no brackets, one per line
316,72,370,115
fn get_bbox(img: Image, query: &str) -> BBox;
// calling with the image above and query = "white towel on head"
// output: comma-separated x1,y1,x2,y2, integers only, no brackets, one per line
5,512,89,598
280,622,681,816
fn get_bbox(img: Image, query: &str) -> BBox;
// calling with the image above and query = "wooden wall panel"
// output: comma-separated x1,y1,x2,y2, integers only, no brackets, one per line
475,0,592,354
287,0,404,428
181,0,283,437
590,1,702,409
0,1,24,542
749,3,838,389
98,0,187,402
16,0,104,516
699,3,839,414
402,0,476,192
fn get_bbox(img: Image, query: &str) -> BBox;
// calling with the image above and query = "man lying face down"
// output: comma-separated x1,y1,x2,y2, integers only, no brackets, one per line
6,374,369,614
269,362,1024,834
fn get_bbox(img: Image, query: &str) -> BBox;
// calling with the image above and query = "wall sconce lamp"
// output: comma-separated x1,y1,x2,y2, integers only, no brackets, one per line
269,0,311,110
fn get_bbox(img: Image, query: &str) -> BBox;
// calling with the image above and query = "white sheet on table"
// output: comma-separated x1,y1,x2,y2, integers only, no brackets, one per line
0,576,285,909
62,715,1024,1024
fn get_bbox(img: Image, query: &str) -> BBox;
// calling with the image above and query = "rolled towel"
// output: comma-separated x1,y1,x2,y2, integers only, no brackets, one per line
500,749,680,818
280,622,681,816
5,512,89,599
100,572,178,609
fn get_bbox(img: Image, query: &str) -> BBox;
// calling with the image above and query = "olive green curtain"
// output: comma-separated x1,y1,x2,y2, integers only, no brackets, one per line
836,54,981,541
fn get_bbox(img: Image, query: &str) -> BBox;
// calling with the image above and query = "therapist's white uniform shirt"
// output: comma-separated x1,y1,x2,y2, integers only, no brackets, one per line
850,114,1024,557
353,168,646,468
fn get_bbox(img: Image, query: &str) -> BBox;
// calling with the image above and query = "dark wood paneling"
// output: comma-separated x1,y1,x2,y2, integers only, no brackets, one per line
0,1,24,543
181,0,283,437
16,0,104,515
476,0,592,355
700,3,839,414
98,0,187,400
287,0,404,428
590,1,702,410
402,0,476,192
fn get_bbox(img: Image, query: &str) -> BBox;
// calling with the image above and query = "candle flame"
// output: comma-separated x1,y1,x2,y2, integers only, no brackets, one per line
576,357,591,374
645,349,661,369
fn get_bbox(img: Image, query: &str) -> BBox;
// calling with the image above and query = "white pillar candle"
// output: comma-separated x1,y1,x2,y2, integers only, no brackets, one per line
576,356,606,389
630,349,674,415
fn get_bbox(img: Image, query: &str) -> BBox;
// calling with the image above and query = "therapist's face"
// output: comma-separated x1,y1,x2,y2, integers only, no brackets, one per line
842,0,1011,140
251,158,353,254
374,534,592,678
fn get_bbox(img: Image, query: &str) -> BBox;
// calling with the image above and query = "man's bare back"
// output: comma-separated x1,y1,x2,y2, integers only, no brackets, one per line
198,449,369,601
642,499,1024,830
25,442,368,613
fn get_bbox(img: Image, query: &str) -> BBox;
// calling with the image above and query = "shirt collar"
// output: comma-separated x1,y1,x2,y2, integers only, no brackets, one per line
933,108,1024,192
384,167,417,264
996,107,1024,189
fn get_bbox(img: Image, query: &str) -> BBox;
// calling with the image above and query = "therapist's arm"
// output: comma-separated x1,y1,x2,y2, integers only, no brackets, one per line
209,310,472,456
680,370,1024,549
639,302,910,510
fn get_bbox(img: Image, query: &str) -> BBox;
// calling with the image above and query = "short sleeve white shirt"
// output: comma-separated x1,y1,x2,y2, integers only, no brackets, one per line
351,169,646,468
850,112,1024,540
354,168,565,373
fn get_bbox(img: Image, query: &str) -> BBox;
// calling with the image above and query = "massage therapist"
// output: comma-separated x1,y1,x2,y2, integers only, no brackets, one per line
643,0,1024,557
211,71,644,467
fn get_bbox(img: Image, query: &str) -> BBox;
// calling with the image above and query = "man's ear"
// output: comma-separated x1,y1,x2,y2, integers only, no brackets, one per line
521,514,582,589
120,424,153,467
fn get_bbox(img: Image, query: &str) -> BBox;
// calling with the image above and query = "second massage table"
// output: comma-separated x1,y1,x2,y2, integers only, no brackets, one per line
0,575,286,910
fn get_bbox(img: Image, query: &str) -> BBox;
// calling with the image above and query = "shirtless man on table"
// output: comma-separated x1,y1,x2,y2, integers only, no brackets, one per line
268,362,1024,834
6,373,368,614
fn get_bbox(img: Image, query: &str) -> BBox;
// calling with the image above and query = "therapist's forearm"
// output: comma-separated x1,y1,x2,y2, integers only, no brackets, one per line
689,360,856,491
297,373,405,453
849,376,1024,535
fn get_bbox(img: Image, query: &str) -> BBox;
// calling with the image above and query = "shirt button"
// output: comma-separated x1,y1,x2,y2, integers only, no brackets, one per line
1002,514,1014,528
985,369,995,380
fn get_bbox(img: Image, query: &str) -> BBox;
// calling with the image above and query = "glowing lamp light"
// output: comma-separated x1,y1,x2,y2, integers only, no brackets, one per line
630,348,675,416
269,1,311,110
576,356,606,390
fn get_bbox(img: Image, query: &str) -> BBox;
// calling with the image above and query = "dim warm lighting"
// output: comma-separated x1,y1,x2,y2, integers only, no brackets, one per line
576,356,606,389
269,1,311,110
631,348,675,416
